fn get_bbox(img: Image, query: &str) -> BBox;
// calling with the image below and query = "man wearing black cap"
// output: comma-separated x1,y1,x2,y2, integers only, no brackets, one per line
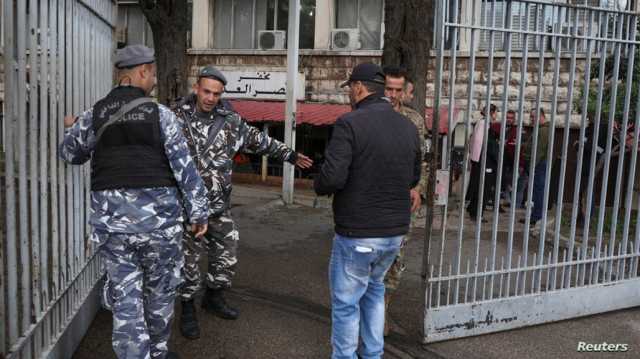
314,63,422,359
59,45,209,359
172,66,313,339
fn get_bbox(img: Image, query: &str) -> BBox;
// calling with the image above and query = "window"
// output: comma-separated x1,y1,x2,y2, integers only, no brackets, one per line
477,0,612,52
299,0,316,49
116,5,154,48
335,0,383,50
213,0,316,49
479,1,544,51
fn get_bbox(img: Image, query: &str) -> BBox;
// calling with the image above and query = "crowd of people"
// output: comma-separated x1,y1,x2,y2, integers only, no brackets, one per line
465,105,550,225
464,102,637,227
60,45,427,359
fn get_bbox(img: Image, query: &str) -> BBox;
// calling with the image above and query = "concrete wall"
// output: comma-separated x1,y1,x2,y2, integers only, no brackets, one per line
430,52,590,126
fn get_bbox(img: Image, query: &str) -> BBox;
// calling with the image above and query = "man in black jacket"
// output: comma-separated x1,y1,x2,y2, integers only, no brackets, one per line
314,63,422,359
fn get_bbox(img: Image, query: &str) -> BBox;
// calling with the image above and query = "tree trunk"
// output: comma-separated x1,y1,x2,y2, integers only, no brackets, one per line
382,0,435,119
382,0,436,279
140,0,189,105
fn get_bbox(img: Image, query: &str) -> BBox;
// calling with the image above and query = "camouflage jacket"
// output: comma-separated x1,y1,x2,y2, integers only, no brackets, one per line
400,105,429,194
172,94,297,216
59,101,209,236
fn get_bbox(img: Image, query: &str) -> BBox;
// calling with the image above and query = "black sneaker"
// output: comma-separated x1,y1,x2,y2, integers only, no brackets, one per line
202,288,239,320
179,299,200,340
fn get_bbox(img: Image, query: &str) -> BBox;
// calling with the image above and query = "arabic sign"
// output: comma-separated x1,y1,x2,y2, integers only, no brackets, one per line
223,70,305,100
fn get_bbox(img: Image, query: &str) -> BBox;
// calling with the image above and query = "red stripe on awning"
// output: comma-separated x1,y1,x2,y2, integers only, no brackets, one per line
230,99,458,133
229,100,351,126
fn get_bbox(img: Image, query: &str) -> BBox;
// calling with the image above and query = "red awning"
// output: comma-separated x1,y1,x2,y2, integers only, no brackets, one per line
230,99,458,133
229,100,350,126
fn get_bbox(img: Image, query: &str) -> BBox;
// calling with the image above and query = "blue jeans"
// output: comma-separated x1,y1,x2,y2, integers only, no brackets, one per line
532,160,547,222
329,234,403,359
516,169,528,209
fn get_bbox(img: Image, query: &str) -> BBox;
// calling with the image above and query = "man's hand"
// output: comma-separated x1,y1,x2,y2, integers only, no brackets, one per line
64,115,77,128
191,223,208,238
295,153,314,169
410,188,422,212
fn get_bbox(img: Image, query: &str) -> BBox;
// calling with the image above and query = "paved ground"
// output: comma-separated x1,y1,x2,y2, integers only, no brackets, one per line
73,184,640,359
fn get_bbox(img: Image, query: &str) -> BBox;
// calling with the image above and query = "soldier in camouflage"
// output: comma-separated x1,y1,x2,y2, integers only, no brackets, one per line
59,45,209,359
172,66,313,339
382,66,429,336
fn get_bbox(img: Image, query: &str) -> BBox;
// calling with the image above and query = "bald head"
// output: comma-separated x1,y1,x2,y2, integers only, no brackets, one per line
117,63,157,95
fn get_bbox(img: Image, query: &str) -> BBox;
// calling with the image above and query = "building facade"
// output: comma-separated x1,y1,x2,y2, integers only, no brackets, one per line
115,0,636,182
111,0,634,126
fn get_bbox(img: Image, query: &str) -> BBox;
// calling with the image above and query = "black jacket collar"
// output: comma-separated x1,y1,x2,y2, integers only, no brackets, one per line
111,85,147,98
355,94,389,109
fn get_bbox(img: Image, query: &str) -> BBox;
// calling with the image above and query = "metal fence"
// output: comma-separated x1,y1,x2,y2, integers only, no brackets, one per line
2,0,115,357
438,1,639,52
426,0,640,342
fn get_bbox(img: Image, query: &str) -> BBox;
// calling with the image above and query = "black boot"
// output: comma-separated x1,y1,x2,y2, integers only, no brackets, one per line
179,299,200,339
202,288,239,320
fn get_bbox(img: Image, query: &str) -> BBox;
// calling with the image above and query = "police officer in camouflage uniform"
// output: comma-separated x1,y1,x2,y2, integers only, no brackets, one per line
172,66,313,339
382,66,429,336
60,45,209,359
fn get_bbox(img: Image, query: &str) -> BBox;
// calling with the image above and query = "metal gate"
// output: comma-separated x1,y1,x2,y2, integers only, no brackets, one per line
1,0,115,357
426,0,640,342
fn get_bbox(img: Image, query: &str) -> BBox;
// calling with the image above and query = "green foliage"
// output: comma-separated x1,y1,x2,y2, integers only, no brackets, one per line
560,208,638,239
576,22,640,125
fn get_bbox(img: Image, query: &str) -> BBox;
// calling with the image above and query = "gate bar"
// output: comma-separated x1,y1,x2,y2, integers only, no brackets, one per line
18,0,32,343
550,6,579,290
446,0,461,306
580,9,609,286
606,14,638,282
510,1,532,296
491,0,514,300
50,0,61,338
29,2,42,345
471,0,498,302
619,16,640,275
4,0,19,347
566,8,595,290
593,15,625,284
453,0,480,305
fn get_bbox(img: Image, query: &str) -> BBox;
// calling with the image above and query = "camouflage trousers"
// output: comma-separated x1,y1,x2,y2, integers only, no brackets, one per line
178,211,239,300
98,224,184,359
384,205,427,292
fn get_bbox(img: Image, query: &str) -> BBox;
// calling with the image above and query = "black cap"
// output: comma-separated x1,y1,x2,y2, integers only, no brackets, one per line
198,66,228,86
340,63,386,88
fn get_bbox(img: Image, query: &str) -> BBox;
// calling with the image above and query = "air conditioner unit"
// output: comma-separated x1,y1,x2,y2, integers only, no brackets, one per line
258,30,286,50
331,28,361,50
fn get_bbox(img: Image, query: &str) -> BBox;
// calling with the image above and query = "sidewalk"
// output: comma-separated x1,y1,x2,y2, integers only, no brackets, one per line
73,184,640,359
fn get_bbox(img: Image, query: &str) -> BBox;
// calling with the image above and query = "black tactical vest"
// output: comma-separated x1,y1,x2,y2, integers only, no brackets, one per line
91,86,177,191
